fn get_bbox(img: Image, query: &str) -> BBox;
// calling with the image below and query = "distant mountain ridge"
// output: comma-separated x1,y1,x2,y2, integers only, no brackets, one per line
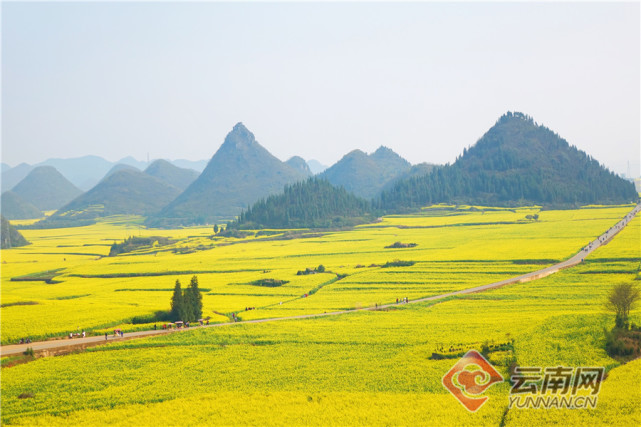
378,112,638,209
144,160,199,191
11,166,82,211
306,159,328,174
36,156,114,191
5,113,636,229
320,146,411,200
286,156,312,176
2,156,204,191
148,123,308,226
45,168,182,224
1,163,34,192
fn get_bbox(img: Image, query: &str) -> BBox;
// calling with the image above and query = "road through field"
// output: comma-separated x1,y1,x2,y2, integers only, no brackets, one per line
2,203,639,357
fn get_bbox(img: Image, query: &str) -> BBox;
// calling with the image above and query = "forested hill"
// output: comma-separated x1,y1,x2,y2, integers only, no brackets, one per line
227,178,372,229
377,112,638,210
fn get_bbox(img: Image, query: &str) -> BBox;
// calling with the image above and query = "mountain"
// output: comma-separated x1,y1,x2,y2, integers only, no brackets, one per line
38,156,114,191
1,163,33,192
144,159,199,191
47,168,181,222
227,177,372,229
286,156,312,176
307,159,328,175
1,216,30,249
1,191,44,220
320,146,411,200
1,163,10,172
118,156,150,170
3,156,204,193
101,164,140,182
148,123,307,226
11,166,83,211
378,112,638,209
171,159,208,172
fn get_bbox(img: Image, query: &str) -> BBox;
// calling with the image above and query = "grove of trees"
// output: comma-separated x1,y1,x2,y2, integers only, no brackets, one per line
170,275,203,322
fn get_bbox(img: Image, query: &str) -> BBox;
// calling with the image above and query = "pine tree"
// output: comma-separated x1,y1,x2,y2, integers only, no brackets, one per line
186,275,203,321
170,279,184,321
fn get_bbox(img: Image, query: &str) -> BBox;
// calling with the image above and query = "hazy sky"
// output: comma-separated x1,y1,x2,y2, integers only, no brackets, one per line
2,1,639,176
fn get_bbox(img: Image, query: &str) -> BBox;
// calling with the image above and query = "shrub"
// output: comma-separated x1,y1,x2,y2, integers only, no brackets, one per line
385,242,418,249
250,279,289,287
132,310,172,324
381,260,415,268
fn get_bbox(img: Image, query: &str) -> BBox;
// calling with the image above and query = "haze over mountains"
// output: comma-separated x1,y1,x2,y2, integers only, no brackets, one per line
1,157,207,192
2,112,637,229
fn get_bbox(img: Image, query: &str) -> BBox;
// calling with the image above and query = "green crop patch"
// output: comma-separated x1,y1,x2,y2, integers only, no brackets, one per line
1,301,39,308
115,288,212,292
10,269,65,283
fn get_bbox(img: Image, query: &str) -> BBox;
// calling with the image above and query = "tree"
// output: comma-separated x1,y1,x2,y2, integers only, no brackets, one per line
185,275,203,321
213,224,219,234
606,283,641,328
170,279,184,321
175,275,203,323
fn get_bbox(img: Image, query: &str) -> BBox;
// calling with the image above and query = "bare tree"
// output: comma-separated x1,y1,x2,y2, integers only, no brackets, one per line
606,283,641,328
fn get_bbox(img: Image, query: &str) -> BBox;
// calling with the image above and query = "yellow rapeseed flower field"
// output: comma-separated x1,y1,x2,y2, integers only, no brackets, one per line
1,204,639,425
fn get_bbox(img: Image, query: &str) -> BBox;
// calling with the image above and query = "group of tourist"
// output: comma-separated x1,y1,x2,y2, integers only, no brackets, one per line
68,330,86,339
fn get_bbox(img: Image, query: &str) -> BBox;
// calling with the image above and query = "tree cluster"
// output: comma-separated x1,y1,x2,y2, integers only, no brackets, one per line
297,264,326,275
170,276,203,322
109,236,174,256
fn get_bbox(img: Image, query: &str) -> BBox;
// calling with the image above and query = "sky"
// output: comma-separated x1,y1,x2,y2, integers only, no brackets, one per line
2,1,640,177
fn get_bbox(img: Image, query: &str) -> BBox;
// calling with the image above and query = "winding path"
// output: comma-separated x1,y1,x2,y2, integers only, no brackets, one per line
2,203,639,357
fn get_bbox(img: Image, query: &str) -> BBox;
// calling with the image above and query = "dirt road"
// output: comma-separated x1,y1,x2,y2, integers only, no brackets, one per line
2,203,639,357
